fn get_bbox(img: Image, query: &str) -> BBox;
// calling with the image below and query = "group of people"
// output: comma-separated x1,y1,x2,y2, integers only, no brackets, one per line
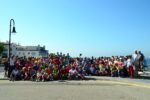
2,51,145,81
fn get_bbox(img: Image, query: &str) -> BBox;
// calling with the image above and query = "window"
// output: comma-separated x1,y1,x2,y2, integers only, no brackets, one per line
31,52,36,56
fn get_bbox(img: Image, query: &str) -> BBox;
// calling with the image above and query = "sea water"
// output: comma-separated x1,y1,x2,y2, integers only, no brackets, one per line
145,58,150,66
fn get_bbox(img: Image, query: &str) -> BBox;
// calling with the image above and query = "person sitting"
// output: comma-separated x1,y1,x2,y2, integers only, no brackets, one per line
23,67,31,80
111,64,118,77
77,66,85,80
60,66,68,80
89,64,97,75
52,65,60,80
10,68,21,81
41,69,48,82
68,66,78,80
83,64,90,75
29,68,36,81
46,67,53,81
36,70,42,82
20,67,26,80
99,64,106,76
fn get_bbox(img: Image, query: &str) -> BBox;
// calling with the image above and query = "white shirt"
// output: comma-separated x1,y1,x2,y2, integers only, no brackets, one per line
69,69,77,75
12,70,19,75
114,60,118,64
127,59,132,68
132,54,137,61
10,58,15,66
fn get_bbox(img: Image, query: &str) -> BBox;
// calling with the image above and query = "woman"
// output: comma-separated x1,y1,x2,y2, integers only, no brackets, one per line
127,56,134,78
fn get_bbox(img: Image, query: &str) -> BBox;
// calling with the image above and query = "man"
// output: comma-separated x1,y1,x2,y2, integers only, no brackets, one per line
133,50,145,77
8,56,15,78
132,50,138,62
132,50,139,77
137,51,145,71
10,68,21,81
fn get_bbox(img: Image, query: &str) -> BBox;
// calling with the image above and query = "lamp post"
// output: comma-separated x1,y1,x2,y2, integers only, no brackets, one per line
8,19,16,67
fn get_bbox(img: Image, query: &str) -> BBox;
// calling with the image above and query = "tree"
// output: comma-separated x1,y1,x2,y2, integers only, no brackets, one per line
0,43,4,55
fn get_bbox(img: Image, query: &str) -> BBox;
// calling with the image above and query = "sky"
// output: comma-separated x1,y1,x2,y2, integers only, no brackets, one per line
0,0,150,57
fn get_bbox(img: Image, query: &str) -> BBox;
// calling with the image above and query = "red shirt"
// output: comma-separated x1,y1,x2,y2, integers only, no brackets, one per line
60,68,68,74
66,66,71,73
46,68,53,74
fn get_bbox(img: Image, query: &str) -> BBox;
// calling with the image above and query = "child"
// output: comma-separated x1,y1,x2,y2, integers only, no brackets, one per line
36,70,42,82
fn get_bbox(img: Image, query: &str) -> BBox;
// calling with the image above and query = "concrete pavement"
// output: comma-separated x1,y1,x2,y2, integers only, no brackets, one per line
0,79,150,100
0,65,150,100
1,76,150,88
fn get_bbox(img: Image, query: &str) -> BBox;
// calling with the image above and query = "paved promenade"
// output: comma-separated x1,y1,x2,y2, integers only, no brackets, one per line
0,79,150,100
1,64,150,100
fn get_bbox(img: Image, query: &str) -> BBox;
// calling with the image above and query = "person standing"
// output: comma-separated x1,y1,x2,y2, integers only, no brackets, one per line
132,50,138,62
3,58,9,77
8,56,15,78
127,56,134,78
132,50,139,77
137,51,145,71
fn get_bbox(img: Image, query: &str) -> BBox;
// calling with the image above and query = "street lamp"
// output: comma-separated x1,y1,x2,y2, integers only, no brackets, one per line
8,19,16,66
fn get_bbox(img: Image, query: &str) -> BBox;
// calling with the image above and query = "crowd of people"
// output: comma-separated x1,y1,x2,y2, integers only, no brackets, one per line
2,51,145,81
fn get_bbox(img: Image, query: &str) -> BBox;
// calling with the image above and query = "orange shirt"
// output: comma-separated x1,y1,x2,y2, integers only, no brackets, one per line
46,68,53,74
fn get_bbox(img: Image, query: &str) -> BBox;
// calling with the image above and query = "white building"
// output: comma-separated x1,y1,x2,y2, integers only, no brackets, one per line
16,45,48,57
0,42,48,58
